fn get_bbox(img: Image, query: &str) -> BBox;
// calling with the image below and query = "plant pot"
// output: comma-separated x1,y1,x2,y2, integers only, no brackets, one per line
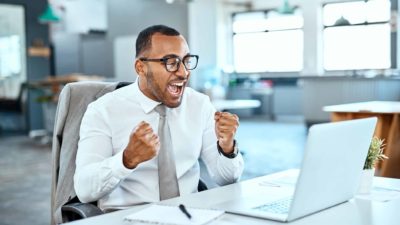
358,168,375,194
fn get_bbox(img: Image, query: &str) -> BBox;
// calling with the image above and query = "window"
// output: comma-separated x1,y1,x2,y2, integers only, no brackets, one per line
0,4,26,99
232,9,303,73
323,0,391,71
0,35,22,77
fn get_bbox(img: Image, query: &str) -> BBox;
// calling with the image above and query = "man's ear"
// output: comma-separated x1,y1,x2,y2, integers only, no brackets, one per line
135,59,146,76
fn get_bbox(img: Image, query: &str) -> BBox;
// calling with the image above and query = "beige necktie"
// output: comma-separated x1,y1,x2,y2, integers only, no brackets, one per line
154,104,180,200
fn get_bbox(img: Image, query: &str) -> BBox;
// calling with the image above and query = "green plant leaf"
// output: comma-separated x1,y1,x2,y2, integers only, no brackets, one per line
364,137,387,170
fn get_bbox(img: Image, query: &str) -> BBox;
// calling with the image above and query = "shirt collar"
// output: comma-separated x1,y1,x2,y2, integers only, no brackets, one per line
133,78,161,114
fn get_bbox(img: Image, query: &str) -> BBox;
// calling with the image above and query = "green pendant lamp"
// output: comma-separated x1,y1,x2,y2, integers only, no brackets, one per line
39,4,60,23
334,16,350,26
277,0,295,14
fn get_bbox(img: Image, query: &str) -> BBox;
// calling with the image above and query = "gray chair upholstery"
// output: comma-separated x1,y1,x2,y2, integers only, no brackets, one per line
51,81,120,225
50,81,207,224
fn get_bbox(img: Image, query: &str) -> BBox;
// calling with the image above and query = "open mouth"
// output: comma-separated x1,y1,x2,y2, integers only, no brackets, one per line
167,81,185,98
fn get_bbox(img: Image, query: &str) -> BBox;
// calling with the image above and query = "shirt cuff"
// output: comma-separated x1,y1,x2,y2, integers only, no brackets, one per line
218,151,243,167
217,152,244,182
111,150,134,179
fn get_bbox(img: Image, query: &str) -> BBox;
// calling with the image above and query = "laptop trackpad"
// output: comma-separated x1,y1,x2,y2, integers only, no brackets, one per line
213,195,291,221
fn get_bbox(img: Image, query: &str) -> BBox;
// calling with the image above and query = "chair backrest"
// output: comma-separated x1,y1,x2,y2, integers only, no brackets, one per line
50,81,125,225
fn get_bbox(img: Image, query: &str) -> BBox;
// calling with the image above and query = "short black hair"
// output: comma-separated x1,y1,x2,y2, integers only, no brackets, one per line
136,25,180,58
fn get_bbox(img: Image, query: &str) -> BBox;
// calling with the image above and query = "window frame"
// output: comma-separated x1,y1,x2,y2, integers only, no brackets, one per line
231,8,304,75
322,0,394,72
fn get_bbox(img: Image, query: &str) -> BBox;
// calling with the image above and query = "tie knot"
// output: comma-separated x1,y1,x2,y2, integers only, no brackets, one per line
154,104,166,117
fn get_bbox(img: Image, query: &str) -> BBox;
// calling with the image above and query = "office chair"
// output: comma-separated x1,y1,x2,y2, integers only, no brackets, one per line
0,82,28,133
51,81,207,225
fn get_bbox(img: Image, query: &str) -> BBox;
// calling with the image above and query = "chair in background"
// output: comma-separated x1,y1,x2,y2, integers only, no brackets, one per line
51,81,207,225
0,82,28,134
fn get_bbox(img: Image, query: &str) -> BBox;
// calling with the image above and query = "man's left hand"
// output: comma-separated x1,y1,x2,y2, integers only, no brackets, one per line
214,111,239,153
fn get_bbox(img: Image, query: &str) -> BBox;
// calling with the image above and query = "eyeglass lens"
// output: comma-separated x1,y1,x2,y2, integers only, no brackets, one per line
165,56,197,72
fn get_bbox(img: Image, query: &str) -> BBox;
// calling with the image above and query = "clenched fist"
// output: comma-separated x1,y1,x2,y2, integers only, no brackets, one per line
214,111,239,154
123,121,160,169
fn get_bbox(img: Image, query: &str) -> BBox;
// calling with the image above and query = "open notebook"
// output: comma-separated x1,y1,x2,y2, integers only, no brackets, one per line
124,204,224,225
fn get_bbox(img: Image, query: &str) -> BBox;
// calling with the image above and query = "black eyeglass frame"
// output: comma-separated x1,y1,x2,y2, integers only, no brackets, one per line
139,55,199,72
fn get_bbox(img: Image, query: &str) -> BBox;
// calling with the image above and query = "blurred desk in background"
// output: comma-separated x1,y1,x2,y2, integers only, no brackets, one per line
28,74,104,142
226,85,275,119
29,74,104,99
324,101,400,178
212,99,261,112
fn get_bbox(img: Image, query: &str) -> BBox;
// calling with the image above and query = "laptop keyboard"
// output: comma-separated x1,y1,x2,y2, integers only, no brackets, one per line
253,197,293,214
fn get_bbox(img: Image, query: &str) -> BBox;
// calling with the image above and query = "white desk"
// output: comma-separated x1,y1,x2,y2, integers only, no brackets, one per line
212,99,261,111
67,170,400,225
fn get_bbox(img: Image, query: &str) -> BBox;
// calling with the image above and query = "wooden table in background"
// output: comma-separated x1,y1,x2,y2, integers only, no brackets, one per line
30,74,104,95
323,101,400,178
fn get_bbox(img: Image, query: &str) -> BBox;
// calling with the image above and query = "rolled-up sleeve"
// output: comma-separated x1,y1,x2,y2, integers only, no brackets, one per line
74,104,133,203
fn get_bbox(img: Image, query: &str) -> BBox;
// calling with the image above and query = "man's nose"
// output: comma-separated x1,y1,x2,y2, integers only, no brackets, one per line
175,62,189,78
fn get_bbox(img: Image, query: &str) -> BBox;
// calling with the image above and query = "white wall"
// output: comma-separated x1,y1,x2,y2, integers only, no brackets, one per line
188,0,248,89
107,0,189,80
114,35,137,82
188,0,218,89
59,0,107,34
53,0,189,79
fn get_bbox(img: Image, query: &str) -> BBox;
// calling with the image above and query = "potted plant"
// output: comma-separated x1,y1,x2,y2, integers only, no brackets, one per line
364,137,387,170
358,137,387,194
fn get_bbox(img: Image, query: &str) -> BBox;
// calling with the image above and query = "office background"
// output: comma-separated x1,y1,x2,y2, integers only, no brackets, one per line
0,0,399,225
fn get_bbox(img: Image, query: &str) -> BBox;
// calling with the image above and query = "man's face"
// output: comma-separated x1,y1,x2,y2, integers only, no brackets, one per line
137,34,191,108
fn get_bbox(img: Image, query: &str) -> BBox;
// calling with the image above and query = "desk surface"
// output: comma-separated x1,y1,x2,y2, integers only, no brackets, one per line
323,101,400,114
67,170,400,225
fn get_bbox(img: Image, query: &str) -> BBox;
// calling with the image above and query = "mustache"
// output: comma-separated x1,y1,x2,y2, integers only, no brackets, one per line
169,78,187,83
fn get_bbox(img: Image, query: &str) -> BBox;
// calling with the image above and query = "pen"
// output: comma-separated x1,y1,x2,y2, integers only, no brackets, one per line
179,204,192,219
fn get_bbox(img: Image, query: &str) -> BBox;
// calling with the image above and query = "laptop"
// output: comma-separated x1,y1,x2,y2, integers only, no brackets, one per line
214,117,377,222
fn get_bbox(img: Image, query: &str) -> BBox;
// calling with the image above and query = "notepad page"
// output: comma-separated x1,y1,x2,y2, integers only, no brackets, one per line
124,204,224,225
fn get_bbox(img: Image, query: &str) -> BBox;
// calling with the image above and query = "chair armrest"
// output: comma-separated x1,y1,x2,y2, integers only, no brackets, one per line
61,202,104,222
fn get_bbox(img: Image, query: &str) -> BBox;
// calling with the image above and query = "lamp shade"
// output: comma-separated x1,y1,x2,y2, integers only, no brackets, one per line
277,0,295,14
39,4,60,23
334,16,350,26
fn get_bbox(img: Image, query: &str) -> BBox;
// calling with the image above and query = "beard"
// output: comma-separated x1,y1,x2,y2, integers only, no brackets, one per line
145,69,183,108
145,69,163,102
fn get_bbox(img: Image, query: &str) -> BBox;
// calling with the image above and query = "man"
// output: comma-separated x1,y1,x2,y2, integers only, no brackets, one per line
74,25,244,211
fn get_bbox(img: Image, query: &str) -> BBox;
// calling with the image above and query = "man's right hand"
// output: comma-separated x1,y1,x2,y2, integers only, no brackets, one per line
122,121,160,169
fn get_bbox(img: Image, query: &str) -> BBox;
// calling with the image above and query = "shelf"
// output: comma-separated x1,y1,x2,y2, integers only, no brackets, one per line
28,47,50,57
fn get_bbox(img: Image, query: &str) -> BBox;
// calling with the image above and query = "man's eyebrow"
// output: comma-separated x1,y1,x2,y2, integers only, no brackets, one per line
162,53,191,58
162,54,179,58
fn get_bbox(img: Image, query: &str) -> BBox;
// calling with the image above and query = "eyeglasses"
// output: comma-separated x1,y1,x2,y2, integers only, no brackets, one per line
140,55,199,72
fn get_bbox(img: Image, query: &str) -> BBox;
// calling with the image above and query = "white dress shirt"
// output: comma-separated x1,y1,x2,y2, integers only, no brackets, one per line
74,81,244,211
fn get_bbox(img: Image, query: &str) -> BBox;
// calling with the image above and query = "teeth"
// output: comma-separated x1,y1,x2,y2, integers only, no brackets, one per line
171,82,184,87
